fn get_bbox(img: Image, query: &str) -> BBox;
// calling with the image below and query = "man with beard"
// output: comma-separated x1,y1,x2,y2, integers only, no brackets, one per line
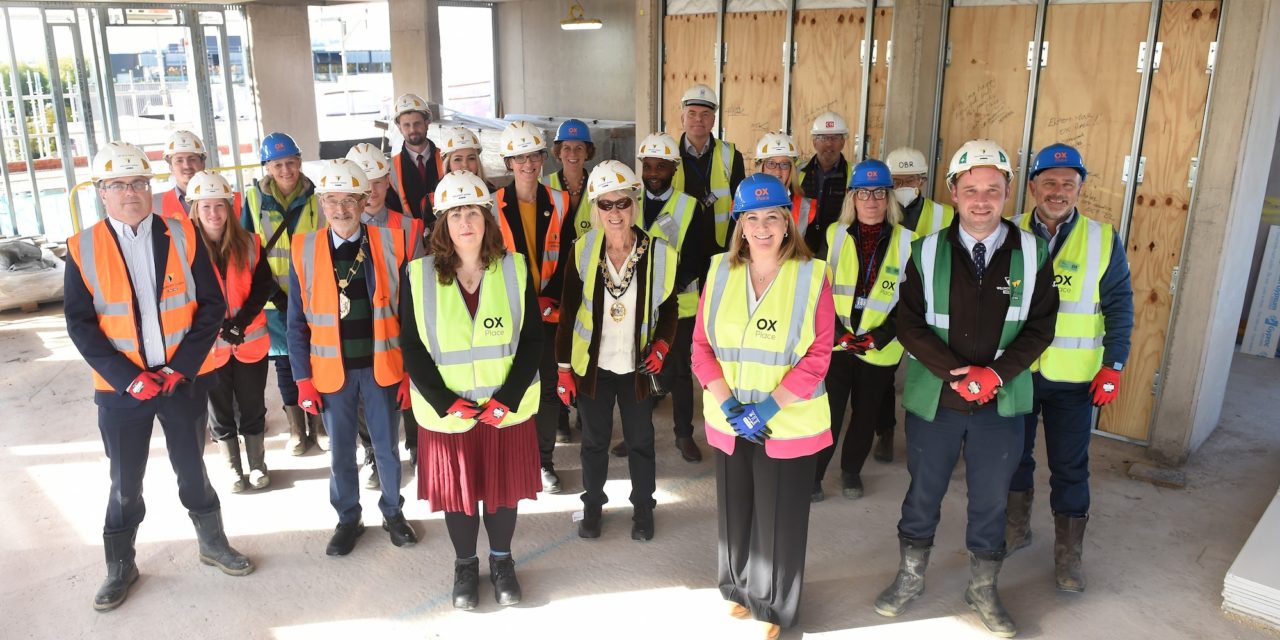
388,93,444,223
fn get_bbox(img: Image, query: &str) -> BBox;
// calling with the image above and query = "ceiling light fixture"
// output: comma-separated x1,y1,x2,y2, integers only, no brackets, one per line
560,2,603,30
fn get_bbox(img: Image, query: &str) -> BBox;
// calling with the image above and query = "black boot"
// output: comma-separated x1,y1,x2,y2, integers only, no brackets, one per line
93,529,139,612
190,510,254,576
217,438,246,494
243,433,271,490
489,554,522,605
452,557,480,610
874,536,932,617
964,551,1017,638
578,504,602,539
631,505,654,541
873,429,894,463
1005,489,1034,555
1054,513,1088,592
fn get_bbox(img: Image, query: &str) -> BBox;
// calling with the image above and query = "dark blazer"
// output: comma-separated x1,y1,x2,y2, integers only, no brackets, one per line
497,184,576,305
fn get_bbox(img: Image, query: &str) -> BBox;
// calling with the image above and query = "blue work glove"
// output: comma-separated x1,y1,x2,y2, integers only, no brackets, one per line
721,397,745,418
727,396,781,444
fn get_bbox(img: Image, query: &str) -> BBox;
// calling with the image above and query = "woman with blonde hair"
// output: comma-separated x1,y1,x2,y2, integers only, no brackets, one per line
440,126,496,192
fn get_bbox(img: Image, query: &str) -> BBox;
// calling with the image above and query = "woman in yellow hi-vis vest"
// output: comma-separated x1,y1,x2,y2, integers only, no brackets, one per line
401,171,543,610
691,173,835,638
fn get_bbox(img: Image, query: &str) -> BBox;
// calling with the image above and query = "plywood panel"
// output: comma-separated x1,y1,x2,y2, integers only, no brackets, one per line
934,4,1036,214
720,10,787,158
1030,2,1151,227
662,13,718,136
864,6,893,161
789,8,865,162
1098,1,1220,441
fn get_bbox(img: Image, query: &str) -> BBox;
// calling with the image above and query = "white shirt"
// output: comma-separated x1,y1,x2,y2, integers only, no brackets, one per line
597,244,639,374
957,221,1008,266
683,136,712,159
646,186,674,203
745,268,776,317
108,215,166,367
330,225,362,247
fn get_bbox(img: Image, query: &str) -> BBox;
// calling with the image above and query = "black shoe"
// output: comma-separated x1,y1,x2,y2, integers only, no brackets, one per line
382,513,418,547
842,473,864,499
578,506,602,539
541,467,562,494
408,446,418,468
610,441,628,458
675,437,703,463
326,521,365,556
631,506,654,541
489,554,522,605
93,529,139,612
556,426,572,443
452,557,480,610
811,481,825,503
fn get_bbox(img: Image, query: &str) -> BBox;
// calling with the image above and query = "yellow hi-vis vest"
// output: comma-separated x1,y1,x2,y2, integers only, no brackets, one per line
825,222,912,366
700,254,831,453
245,183,319,308
569,229,678,376
407,253,541,433
645,191,699,319
672,138,734,247
913,198,955,238
1013,211,1113,383
544,172,594,239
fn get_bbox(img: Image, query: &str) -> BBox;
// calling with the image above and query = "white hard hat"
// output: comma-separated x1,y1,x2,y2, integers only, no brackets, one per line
886,147,929,176
440,126,482,156
345,142,391,179
164,130,206,160
315,158,370,195
434,170,493,215
185,171,235,202
810,112,849,136
754,132,799,160
636,132,680,162
947,139,1014,185
499,120,546,158
92,141,155,182
586,160,642,202
393,93,432,122
681,84,718,110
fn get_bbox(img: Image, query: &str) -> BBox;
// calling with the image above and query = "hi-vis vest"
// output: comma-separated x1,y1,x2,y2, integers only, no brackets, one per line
68,216,216,392
160,188,243,222
367,208,426,259
211,245,269,367
391,149,444,218
494,185,569,321
792,193,816,238
825,222,912,366
700,254,831,459
544,171,593,238
569,229,677,376
408,253,540,433
645,191,699,319
913,198,955,238
1013,211,1112,383
798,157,854,195
292,225,408,394
246,182,319,309
901,227,1046,421
672,138,735,247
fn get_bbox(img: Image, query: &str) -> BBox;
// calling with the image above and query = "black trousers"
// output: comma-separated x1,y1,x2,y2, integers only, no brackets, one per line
875,378,897,438
99,377,220,534
815,353,898,482
208,357,269,441
659,317,696,439
716,440,816,628
578,370,656,509
536,322,568,468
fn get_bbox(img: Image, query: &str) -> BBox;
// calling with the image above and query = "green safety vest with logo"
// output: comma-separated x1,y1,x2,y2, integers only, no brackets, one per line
901,226,1047,421
245,182,319,307
544,171,594,239
645,191,699,319
672,138,734,247
700,254,831,449
913,198,955,238
1013,211,1112,383
407,253,541,433
825,222,913,366
569,229,678,376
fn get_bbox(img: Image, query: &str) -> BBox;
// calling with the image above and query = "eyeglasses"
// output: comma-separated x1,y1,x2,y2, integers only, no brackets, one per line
509,153,544,166
101,180,151,193
321,196,363,209
597,198,634,212
855,189,889,201
813,134,845,144
763,161,792,171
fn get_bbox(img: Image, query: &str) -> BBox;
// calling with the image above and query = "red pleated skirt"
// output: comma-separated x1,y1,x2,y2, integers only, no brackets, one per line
417,417,540,516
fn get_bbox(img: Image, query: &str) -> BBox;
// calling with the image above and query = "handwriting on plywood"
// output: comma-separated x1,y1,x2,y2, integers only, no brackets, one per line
1047,113,1100,149
1077,188,1114,223
958,80,1014,128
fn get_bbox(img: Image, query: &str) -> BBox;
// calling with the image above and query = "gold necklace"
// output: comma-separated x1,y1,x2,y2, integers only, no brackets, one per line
601,236,648,323
336,235,368,320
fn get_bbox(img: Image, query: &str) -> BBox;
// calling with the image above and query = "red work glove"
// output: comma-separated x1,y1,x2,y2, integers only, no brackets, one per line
126,371,164,401
1089,366,1122,407
297,379,324,415
640,340,670,374
537,296,558,320
836,331,857,350
847,333,877,355
556,368,576,406
950,366,1002,404
157,366,186,396
476,399,511,427
446,397,481,420
397,375,412,410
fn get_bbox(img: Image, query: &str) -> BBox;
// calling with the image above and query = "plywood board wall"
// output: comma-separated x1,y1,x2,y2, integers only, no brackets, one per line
789,8,865,163
864,6,893,161
662,13,718,137
720,10,788,157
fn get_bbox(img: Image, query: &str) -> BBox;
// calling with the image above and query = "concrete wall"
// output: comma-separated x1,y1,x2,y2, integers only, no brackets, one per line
245,4,321,161
497,0,637,121
635,0,661,134
388,0,444,107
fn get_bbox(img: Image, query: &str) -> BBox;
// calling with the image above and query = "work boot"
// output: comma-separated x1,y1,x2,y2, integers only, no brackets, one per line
631,504,654,541
217,438,246,494
874,536,932,617
556,425,572,443
963,551,1017,638
1054,513,1088,592
307,412,330,451
364,447,381,490
676,436,703,462
874,429,894,463
578,504,602,538
610,441,628,458
452,557,480,610
383,512,418,547
811,481,825,503
242,433,270,490
541,466,562,494
1005,489,1034,554
490,554,522,605
283,405,309,456
93,529,139,612
189,510,254,576
842,472,864,499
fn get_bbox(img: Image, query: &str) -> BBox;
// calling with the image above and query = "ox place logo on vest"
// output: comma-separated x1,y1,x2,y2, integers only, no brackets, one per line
1053,260,1081,293
753,317,780,341
483,315,509,337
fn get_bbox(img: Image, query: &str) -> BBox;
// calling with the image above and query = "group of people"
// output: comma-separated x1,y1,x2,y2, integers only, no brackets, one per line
64,85,1132,640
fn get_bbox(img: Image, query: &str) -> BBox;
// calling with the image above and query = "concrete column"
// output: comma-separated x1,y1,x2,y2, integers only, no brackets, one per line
1149,0,1280,464
388,0,444,108
883,0,944,153
635,0,661,134
245,4,320,160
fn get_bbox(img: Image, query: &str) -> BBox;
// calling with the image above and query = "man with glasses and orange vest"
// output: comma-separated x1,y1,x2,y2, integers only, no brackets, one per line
672,84,745,251
287,159,418,556
388,93,444,222
65,141,253,613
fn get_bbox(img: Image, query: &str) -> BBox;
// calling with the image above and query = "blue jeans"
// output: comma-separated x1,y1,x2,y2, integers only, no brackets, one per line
898,405,1024,553
1009,373,1093,517
321,367,403,524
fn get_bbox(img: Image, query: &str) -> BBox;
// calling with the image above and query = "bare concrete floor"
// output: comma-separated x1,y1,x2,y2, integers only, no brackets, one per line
2,304,1279,640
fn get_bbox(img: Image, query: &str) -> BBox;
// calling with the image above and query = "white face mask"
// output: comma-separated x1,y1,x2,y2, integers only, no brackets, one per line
894,186,919,207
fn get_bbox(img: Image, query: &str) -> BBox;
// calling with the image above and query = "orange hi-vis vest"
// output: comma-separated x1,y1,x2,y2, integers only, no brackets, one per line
291,225,409,393
791,192,816,238
392,149,444,217
67,215,216,392
160,188,243,221
494,185,569,323
369,208,426,259
211,245,269,367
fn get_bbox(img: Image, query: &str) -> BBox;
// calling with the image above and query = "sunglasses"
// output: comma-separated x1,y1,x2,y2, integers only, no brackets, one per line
597,198,634,212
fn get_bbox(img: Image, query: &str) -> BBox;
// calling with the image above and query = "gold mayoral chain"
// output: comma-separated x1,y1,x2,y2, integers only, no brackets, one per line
336,236,368,319
601,236,648,323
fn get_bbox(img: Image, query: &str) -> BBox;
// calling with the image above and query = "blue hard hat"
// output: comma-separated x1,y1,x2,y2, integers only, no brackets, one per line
260,132,301,164
732,173,792,217
555,119,592,143
1030,143,1087,180
849,159,893,189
